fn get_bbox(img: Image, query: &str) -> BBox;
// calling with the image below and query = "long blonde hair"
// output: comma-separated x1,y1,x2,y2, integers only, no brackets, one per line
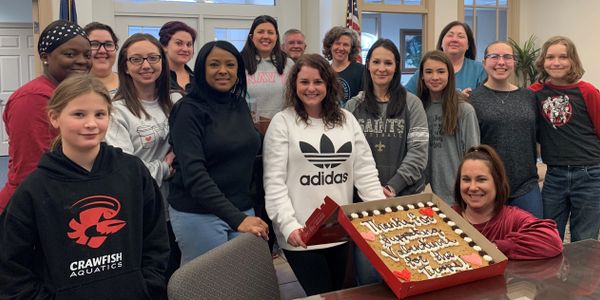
48,74,112,148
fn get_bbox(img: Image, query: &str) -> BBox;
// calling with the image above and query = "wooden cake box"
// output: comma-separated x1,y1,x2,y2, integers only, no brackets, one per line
300,193,508,299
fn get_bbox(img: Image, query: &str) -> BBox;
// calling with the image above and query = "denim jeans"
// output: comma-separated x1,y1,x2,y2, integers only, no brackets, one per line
507,183,543,218
353,244,382,285
542,164,600,242
169,206,255,265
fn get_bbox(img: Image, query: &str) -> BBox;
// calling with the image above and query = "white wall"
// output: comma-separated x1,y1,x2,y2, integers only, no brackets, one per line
34,0,600,86
0,0,32,23
432,0,458,46
301,0,346,56
519,0,600,85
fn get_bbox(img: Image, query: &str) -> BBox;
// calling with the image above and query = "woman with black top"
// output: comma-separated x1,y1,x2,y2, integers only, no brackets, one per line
168,41,268,264
322,26,363,105
159,21,197,94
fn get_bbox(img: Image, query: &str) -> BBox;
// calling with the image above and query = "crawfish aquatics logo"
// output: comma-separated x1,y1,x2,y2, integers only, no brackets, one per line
67,195,126,249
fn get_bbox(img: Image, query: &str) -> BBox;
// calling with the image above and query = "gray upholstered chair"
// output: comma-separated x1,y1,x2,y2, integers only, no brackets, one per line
167,233,280,300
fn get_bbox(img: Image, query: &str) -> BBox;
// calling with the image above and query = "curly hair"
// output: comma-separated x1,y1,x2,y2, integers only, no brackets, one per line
322,26,359,62
285,54,345,128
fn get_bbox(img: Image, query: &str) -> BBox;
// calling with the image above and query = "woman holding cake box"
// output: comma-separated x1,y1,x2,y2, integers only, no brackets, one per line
263,54,385,295
454,144,563,259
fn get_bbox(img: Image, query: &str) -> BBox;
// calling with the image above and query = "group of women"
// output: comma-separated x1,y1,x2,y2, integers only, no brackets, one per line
0,14,596,298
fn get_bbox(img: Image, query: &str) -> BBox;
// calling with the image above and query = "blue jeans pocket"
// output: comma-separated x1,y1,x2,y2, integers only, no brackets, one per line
585,165,600,180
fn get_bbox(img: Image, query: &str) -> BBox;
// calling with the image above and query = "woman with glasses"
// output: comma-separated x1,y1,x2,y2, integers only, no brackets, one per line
106,33,182,279
470,41,542,218
159,21,197,94
84,22,119,96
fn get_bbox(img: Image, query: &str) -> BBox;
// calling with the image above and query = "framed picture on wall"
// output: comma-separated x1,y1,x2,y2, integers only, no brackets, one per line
400,29,422,73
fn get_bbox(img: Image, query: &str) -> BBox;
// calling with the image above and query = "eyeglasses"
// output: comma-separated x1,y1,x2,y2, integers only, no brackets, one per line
90,41,117,52
484,53,515,61
127,55,162,65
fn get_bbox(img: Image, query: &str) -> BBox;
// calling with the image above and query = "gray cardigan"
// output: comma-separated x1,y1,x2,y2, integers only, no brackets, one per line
346,91,429,195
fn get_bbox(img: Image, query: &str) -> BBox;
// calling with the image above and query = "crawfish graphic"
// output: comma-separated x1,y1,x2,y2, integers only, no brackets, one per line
67,195,126,249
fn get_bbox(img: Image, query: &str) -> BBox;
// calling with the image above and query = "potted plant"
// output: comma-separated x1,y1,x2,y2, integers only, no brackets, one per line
508,35,540,87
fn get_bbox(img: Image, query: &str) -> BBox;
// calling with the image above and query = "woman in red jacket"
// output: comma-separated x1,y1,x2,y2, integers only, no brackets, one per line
454,144,563,260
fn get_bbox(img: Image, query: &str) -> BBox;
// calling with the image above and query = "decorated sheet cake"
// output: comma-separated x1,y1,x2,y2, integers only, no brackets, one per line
349,201,495,282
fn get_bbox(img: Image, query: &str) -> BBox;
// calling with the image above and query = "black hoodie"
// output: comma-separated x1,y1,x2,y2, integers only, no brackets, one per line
0,143,169,300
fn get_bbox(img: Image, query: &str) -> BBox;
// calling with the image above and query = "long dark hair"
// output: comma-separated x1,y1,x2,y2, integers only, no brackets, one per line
114,33,172,119
285,54,345,128
189,40,247,103
359,39,407,118
241,15,287,75
454,144,510,216
436,21,477,60
416,50,462,135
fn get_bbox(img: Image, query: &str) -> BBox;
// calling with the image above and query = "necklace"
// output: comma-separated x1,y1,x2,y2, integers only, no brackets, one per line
492,90,511,104
462,210,492,235
484,83,516,105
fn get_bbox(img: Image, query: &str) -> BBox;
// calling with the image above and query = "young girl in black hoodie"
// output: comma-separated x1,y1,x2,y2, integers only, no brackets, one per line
0,75,169,299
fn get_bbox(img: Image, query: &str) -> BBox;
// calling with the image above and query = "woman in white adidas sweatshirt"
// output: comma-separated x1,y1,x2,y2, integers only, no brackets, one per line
263,54,385,296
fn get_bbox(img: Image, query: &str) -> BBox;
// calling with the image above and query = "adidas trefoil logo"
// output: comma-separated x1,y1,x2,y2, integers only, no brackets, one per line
299,134,352,168
299,134,351,186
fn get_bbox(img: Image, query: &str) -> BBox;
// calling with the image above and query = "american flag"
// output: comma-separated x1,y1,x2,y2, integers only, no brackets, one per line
346,0,360,33
59,0,78,24
346,0,362,62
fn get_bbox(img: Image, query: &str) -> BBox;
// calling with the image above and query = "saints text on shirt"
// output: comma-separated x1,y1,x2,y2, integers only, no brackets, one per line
357,117,406,138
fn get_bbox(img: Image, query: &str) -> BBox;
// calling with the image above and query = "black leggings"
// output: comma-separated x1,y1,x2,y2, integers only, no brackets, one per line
164,221,181,282
283,243,350,296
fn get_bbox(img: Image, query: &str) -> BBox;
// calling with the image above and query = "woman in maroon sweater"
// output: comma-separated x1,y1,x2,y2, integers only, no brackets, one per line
454,144,563,260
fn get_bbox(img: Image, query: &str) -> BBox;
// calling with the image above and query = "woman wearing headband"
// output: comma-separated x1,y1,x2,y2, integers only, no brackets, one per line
0,20,91,212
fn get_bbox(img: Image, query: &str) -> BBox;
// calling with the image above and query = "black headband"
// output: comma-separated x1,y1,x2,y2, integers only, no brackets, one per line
38,21,87,56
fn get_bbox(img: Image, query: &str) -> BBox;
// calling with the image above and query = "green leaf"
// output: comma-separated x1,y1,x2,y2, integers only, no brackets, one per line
508,35,540,87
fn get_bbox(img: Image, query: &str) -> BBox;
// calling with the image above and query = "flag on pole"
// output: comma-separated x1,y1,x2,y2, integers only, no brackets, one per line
60,0,78,24
346,0,362,63
346,0,360,33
